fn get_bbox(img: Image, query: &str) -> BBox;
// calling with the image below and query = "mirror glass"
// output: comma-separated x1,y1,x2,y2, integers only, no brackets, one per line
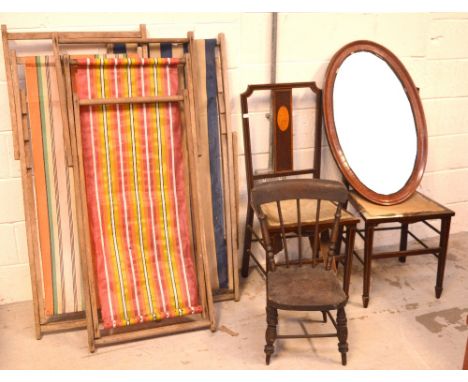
333,51,417,195
323,41,427,205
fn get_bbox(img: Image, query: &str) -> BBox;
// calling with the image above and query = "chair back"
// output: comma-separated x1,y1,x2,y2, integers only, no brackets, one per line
251,178,348,272
241,82,323,197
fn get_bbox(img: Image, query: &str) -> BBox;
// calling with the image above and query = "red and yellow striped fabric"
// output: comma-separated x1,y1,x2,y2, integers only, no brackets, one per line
73,58,202,329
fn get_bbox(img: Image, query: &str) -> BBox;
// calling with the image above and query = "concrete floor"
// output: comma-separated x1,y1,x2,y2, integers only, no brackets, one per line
0,232,467,370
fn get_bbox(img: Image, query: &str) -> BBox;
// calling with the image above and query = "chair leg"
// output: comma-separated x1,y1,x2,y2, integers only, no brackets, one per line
337,307,348,366
399,223,408,263
343,225,356,297
241,205,254,277
265,305,278,365
362,224,374,308
435,217,451,298
336,224,344,257
321,311,327,323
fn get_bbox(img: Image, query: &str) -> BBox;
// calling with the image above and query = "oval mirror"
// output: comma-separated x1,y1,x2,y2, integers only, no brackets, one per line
323,40,427,205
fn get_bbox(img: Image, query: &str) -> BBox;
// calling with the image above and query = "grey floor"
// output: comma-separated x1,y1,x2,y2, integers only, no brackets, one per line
0,232,467,370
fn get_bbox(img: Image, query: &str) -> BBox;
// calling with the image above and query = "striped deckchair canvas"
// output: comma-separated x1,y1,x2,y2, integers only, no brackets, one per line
24,56,84,316
110,38,238,297
73,57,202,329
139,40,234,294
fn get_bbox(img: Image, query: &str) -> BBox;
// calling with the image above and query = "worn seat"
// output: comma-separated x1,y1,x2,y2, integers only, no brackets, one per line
263,199,357,228
268,266,347,310
252,178,357,366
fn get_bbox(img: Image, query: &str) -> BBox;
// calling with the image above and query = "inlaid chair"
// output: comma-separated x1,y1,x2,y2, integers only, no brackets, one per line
240,82,358,280
251,178,357,365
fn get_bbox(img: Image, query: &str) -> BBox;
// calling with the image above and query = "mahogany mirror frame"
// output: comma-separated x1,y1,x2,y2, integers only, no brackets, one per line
323,40,428,205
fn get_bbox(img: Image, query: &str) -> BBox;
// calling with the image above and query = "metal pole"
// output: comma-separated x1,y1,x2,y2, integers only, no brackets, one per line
271,12,278,84
267,12,278,171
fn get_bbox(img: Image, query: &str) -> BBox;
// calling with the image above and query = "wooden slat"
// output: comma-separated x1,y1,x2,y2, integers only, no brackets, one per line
184,48,216,330
64,55,100,349
95,319,211,346
253,168,315,180
69,58,186,65
373,247,441,260
215,47,234,291
19,90,30,141
53,35,73,167
184,52,209,320
190,40,221,293
5,30,143,41
59,37,189,44
71,93,99,351
78,95,183,106
2,26,20,159
10,51,43,339
218,33,240,301
183,87,208,319
232,131,240,248
20,90,33,171
139,24,149,58
213,292,236,303
41,318,87,332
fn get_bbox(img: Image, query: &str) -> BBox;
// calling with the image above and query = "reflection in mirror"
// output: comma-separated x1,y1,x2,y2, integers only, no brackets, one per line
333,51,417,195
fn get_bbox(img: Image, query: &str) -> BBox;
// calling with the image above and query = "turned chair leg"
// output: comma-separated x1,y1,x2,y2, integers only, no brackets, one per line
265,305,278,365
337,307,348,366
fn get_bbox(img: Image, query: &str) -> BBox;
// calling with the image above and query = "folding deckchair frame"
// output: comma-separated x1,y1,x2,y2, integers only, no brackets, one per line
187,33,240,302
67,48,215,352
2,24,148,339
3,25,238,348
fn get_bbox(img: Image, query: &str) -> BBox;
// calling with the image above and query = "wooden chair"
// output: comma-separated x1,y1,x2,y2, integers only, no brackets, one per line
321,40,457,309
251,178,357,365
240,82,357,279
348,191,455,308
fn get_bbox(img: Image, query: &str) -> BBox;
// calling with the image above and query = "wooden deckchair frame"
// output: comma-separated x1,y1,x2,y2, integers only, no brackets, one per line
186,33,239,302
66,48,215,352
3,24,238,348
213,33,239,301
1,24,148,339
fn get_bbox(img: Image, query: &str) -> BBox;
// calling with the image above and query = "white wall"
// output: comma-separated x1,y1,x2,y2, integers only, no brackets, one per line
1,12,467,304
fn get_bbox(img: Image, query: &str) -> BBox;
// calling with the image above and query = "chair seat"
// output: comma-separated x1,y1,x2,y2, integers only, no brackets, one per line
267,265,347,311
349,191,454,221
261,199,357,228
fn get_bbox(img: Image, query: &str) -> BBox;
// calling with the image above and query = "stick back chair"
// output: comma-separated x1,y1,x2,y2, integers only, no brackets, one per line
251,178,356,365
